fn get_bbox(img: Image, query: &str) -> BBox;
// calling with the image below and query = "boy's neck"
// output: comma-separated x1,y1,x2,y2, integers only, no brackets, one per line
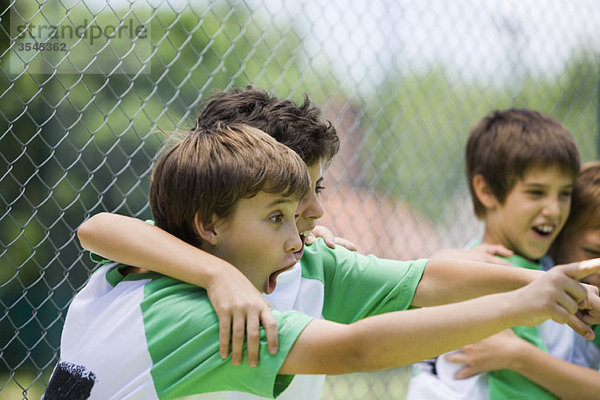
479,236,540,264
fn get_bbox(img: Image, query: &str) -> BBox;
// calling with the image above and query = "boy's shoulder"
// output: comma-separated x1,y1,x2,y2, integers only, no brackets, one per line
466,239,547,271
300,238,362,279
301,237,428,286
85,261,214,323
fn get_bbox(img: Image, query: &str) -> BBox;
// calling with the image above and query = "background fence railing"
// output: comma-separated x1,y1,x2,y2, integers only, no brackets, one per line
1,0,599,398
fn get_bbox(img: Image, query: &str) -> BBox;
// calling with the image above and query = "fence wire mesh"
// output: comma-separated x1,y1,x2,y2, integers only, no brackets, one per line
1,0,599,398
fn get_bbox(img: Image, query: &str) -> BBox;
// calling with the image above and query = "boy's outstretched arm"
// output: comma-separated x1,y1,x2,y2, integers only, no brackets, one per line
77,212,277,367
412,258,543,306
414,259,600,336
280,259,600,375
417,256,600,330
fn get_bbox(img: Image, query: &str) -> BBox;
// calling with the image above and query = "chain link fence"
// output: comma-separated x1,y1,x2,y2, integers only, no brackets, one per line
1,0,599,398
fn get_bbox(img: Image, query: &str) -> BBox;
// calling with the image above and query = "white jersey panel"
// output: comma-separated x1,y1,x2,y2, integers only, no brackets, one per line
212,262,327,400
60,266,158,400
407,354,489,400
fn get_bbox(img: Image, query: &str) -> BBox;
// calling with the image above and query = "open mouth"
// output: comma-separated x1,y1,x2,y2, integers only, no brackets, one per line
265,264,296,294
532,224,554,238
265,231,309,295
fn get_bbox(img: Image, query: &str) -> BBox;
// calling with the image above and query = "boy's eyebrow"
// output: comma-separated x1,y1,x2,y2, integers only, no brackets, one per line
266,198,295,207
522,182,574,188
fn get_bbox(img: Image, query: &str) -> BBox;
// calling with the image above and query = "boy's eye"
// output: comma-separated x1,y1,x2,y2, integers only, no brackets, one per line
269,213,284,224
559,190,572,198
526,190,544,197
315,185,325,194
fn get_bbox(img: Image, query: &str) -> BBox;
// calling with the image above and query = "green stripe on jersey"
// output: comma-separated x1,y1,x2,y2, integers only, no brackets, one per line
138,275,312,399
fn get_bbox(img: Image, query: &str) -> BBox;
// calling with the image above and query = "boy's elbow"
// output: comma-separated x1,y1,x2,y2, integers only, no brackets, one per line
77,219,92,249
77,212,109,250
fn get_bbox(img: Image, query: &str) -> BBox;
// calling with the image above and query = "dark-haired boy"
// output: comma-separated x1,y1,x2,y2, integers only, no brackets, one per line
409,109,584,400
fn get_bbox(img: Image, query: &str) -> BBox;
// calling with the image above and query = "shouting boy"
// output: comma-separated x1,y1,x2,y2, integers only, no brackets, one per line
431,162,600,400
409,109,584,399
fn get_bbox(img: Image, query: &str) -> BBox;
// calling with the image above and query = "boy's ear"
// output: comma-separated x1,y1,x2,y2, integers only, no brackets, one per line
194,213,218,245
472,174,499,209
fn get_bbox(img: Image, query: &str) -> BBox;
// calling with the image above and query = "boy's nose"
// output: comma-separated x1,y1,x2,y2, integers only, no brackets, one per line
285,225,303,253
299,193,324,221
542,198,561,217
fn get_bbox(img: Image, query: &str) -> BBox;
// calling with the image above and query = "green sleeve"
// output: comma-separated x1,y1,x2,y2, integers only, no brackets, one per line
138,276,312,399
301,238,428,324
89,251,113,264
594,325,600,350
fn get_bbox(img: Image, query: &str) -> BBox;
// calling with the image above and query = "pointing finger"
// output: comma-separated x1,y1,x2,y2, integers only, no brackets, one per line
560,258,600,281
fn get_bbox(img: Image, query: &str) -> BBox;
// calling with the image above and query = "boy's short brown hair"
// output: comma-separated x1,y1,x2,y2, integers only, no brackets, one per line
466,109,580,219
551,161,600,260
194,87,340,167
569,162,600,231
149,123,310,247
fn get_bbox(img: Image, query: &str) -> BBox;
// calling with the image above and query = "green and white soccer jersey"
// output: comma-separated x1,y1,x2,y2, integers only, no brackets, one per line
408,254,561,400
48,238,427,399
48,265,312,400
301,238,427,323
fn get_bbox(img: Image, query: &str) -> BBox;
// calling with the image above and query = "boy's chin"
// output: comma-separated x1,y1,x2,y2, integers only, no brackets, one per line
519,247,551,262
519,236,555,261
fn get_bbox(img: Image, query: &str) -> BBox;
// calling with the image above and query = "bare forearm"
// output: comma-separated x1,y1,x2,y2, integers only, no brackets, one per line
510,343,600,400
412,258,541,307
77,213,230,286
283,291,519,374
352,292,520,370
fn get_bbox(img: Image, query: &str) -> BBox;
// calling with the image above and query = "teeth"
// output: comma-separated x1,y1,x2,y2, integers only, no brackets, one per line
535,225,553,234
300,231,311,236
